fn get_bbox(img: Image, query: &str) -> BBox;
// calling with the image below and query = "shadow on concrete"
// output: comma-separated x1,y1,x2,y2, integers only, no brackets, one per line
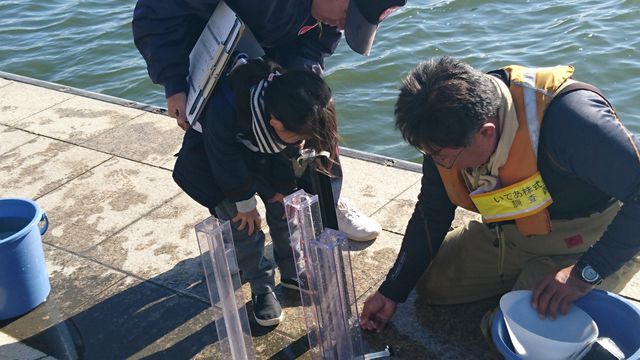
266,335,310,360
1,251,505,359
0,255,283,359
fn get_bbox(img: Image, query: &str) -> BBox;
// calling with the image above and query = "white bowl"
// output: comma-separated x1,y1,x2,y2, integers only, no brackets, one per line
500,290,598,360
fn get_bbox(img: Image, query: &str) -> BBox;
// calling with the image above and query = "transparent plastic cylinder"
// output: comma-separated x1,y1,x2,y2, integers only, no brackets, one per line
284,190,363,359
195,216,256,360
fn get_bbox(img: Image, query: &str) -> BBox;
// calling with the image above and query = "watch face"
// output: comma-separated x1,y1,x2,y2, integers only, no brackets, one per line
582,265,600,282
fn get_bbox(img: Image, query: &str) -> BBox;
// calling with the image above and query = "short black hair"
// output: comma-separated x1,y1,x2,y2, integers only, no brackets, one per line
394,57,500,152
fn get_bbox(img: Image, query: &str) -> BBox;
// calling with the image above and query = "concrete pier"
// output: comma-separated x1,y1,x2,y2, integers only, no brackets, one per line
1,72,638,359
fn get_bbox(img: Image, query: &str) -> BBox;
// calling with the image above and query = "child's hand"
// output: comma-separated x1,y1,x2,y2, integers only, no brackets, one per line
233,209,262,235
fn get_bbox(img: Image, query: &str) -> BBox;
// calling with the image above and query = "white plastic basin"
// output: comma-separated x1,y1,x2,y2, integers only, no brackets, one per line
499,290,598,360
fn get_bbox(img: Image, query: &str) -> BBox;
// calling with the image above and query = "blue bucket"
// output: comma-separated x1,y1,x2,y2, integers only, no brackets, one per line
0,198,51,320
492,289,640,360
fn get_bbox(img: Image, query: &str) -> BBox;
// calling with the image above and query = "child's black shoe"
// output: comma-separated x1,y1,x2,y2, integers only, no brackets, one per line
280,271,310,292
252,292,283,327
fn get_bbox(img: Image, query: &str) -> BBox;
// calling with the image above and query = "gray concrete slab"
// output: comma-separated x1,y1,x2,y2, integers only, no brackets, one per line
373,197,416,235
159,156,178,171
349,230,404,296
0,332,51,360
43,245,127,315
11,96,144,143
1,272,217,359
1,245,126,359
0,125,37,156
83,112,183,167
0,82,72,126
0,136,111,200
250,332,313,360
20,273,306,360
621,259,640,300
0,78,11,88
353,281,499,360
66,276,216,359
338,157,421,216
372,181,420,234
36,157,182,253
85,193,208,298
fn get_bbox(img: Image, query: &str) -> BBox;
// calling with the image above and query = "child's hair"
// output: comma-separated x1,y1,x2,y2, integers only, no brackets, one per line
229,58,338,175
228,58,281,130
265,70,338,175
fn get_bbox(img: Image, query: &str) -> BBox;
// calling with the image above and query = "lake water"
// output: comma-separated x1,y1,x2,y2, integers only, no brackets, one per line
1,0,639,162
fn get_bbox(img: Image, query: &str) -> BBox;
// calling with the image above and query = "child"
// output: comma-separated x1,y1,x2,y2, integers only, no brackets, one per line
172,58,338,326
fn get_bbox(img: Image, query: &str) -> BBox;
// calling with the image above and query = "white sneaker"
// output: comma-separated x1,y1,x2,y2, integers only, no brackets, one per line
336,198,381,241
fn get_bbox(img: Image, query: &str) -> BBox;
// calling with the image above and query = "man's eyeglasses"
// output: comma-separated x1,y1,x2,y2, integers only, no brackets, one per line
416,146,465,170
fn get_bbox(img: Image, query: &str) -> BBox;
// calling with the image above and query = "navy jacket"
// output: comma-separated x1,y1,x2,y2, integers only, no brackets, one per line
132,0,341,97
379,86,640,303
133,0,342,208
172,79,298,209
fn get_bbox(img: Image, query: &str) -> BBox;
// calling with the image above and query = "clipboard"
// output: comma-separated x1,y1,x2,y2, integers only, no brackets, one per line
186,2,245,132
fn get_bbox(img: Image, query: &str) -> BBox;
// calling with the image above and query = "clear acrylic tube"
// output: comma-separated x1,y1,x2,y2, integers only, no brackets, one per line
284,190,363,359
195,216,256,360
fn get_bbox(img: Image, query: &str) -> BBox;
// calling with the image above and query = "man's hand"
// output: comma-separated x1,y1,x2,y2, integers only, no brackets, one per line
360,291,397,333
531,265,594,320
167,92,189,131
232,208,261,236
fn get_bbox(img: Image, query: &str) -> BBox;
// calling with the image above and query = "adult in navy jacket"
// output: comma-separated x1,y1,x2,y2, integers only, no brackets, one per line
132,0,407,241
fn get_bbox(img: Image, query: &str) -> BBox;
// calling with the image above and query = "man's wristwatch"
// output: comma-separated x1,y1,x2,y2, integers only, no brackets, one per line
572,260,602,285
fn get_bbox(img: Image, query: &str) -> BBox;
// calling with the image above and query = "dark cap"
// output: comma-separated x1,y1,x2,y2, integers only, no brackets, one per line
344,0,406,56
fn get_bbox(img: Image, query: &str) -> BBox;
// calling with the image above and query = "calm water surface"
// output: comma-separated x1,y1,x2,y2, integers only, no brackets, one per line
1,0,639,162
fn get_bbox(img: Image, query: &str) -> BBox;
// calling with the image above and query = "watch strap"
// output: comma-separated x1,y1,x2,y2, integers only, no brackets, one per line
573,259,602,285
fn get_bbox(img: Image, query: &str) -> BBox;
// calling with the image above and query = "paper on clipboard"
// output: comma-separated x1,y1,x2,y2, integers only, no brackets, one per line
186,2,244,132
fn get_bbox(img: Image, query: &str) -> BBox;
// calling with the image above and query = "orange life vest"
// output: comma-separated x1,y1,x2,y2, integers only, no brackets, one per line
437,65,575,236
